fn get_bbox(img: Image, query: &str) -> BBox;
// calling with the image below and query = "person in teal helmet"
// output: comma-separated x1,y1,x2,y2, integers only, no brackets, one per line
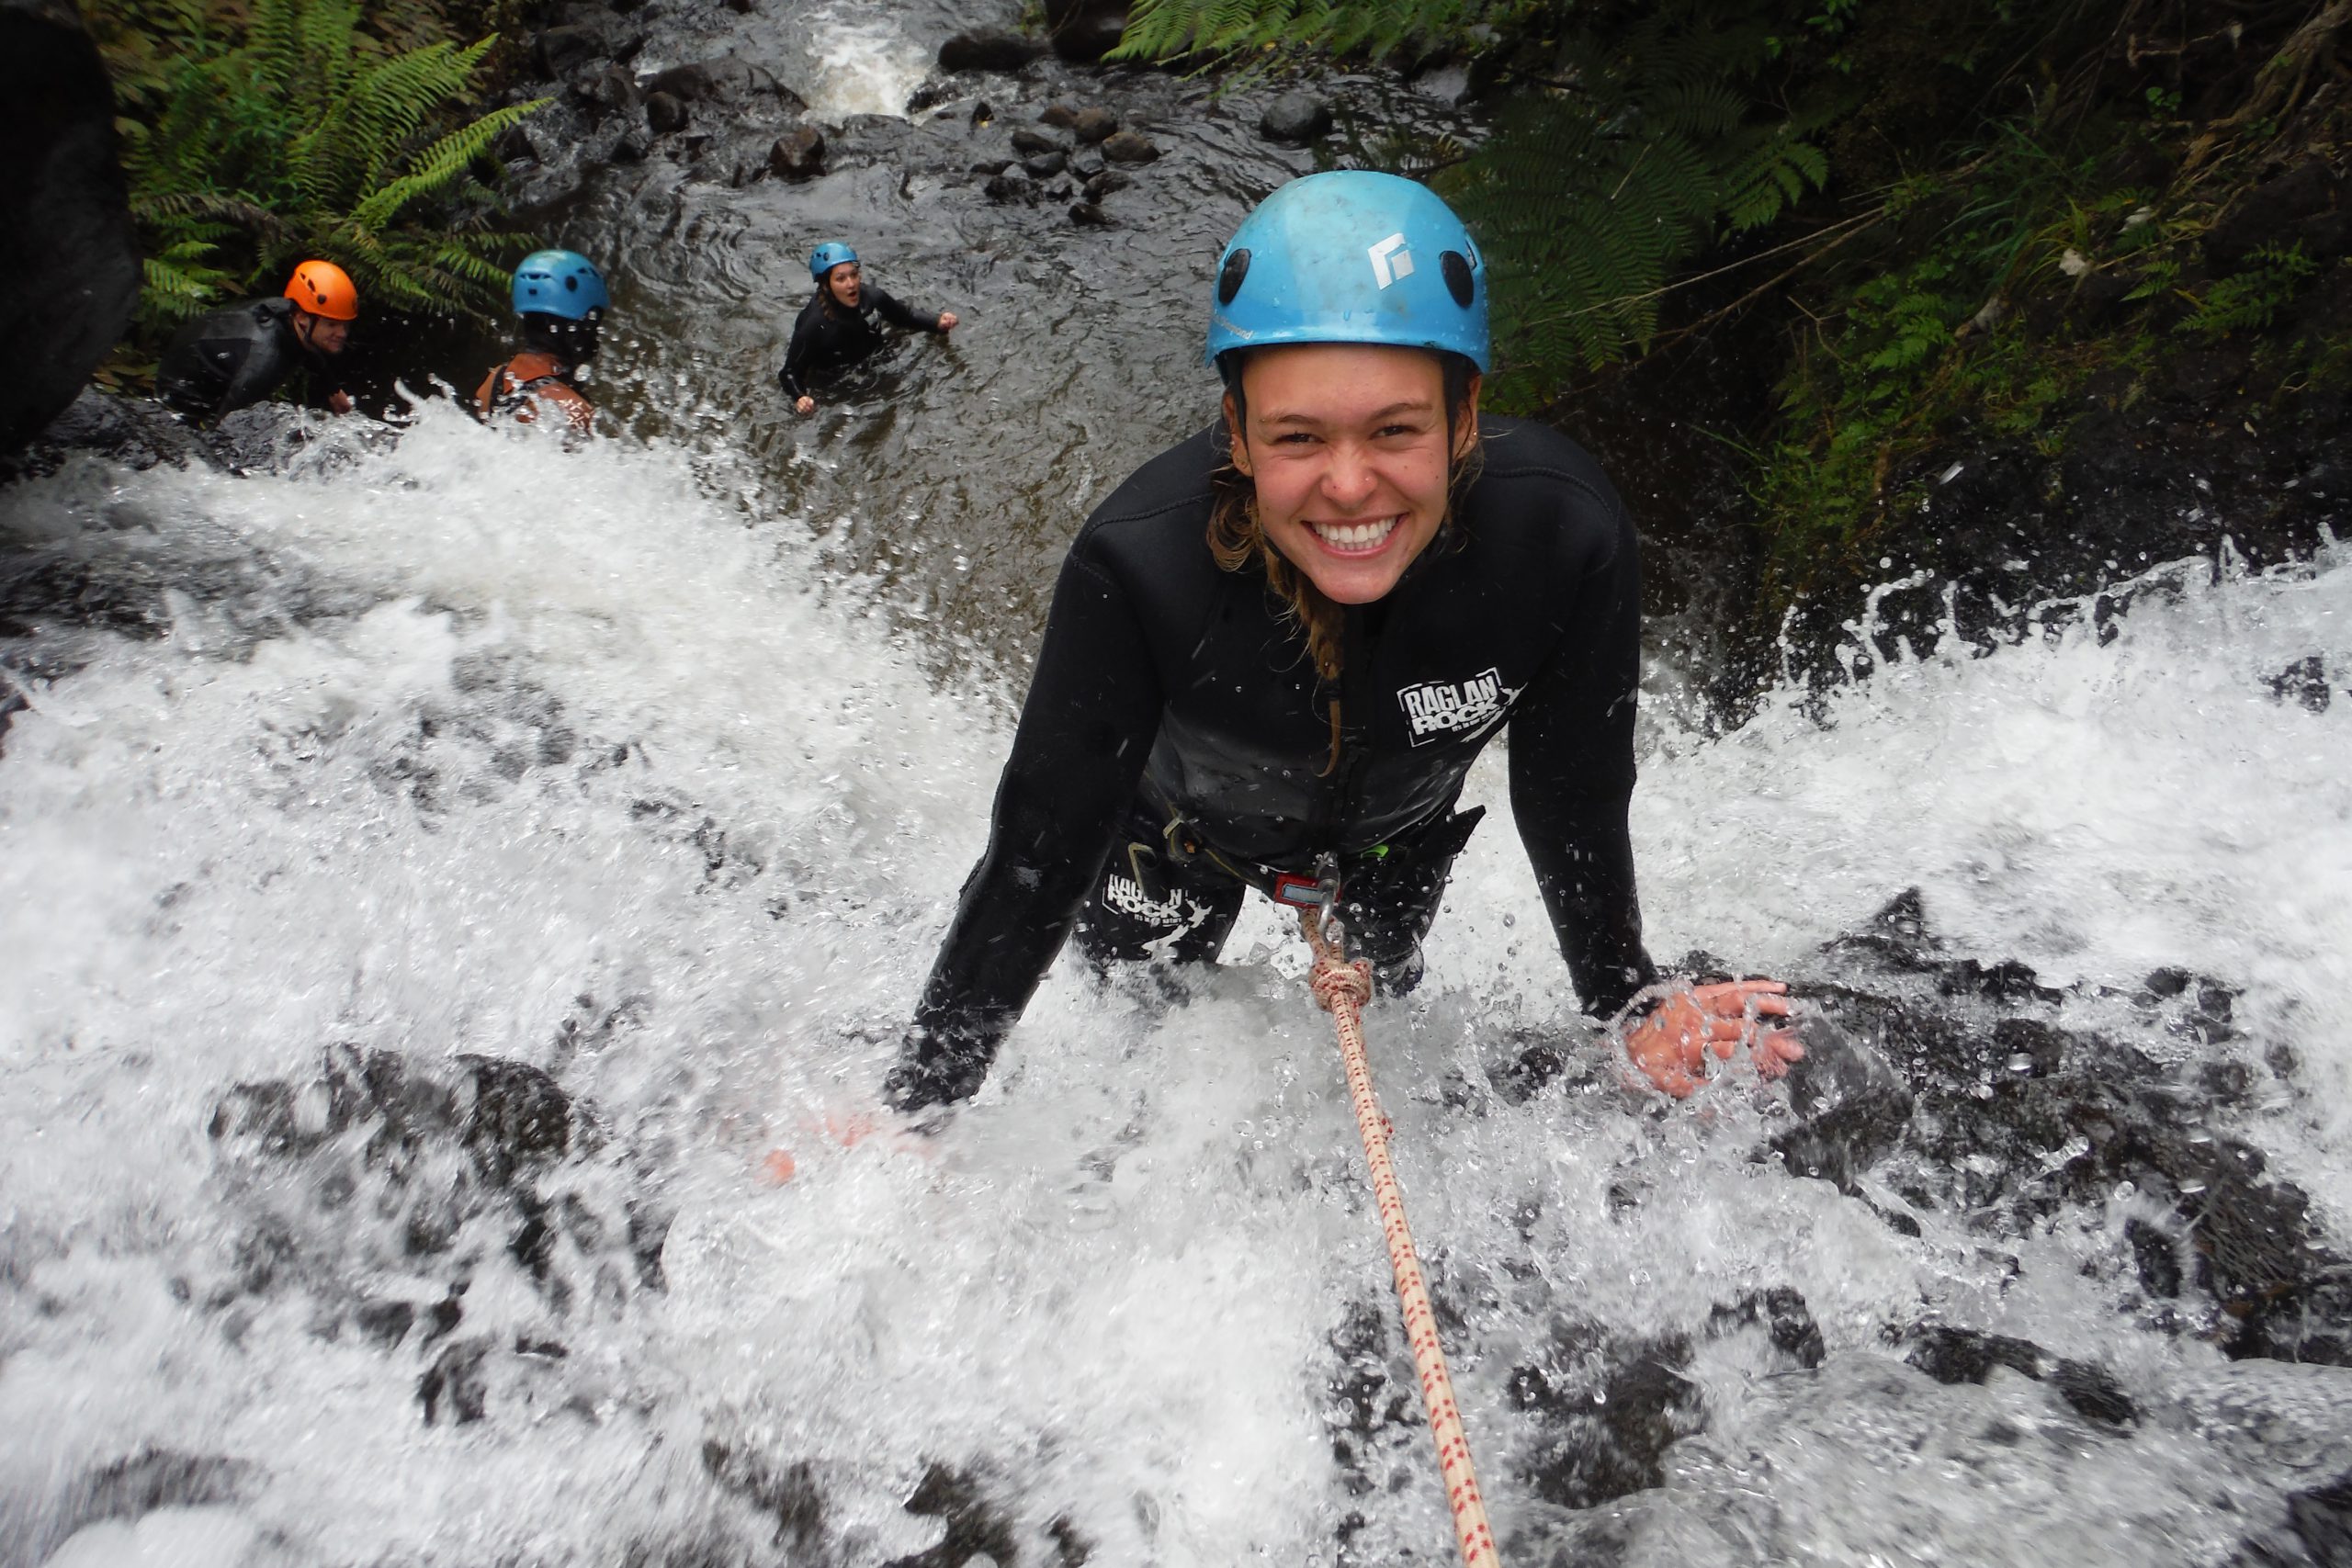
779,241,957,415
882,171,1799,1117
477,249,610,432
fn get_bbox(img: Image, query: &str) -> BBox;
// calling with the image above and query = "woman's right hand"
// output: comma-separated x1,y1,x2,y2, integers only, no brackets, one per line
1623,979,1803,1098
795,394,815,415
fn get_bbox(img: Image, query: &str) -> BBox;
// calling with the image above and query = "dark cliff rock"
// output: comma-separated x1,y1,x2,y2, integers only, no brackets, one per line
0,0,141,452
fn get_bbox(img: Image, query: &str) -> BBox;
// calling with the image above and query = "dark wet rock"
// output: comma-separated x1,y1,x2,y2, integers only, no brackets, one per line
628,1200,673,1290
645,90,688,135
353,1298,416,1348
1046,0,1128,63
1906,1325,2045,1383
609,130,649,164
967,157,1012,176
2286,1471,2352,1564
647,57,797,111
1069,200,1110,227
903,78,958,114
767,124,825,180
938,28,1048,73
573,62,640,118
0,0,141,452
1904,1326,2137,1426
531,23,609,80
1010,125,1062,154
419,1336,492,1424
983,171,1033,204
1260,89,1333,144
2270,654,2334,713
968,98,995,127
1039,99,1080,128
1510,1319,1705,1508
1023,149,1068,178
1071,104,1120,144
888,1464,1022,1568
723,0,755,11
1793,890,2352,1367
1102,129,1159,164
2128,1216,2184,1297
1707,1286,1826,1369
701,1439,825,1554
2207,158,2350,270
492,119,540,163
12,388,214,479
1767,1011,1914,1192
1083,168,1133,201
458,1055,571,1187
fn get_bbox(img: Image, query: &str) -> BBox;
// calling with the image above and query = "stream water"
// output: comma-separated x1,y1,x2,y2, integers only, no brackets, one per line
3,3,2350,1565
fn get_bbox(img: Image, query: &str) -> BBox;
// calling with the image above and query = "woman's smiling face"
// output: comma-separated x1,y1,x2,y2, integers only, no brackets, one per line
1227,344,1478,605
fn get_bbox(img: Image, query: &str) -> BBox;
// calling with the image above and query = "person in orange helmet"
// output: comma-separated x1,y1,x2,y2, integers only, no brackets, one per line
157,259,357,424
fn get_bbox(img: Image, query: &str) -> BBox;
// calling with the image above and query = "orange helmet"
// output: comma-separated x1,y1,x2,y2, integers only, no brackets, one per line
284,259,359,321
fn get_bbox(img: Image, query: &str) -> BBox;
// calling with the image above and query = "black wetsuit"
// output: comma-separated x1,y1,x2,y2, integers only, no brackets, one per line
888,415,1660,1111
776,285,943,400
156,297,344,423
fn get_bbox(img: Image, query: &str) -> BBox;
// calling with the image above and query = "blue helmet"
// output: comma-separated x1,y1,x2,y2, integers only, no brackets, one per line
1204,171,1487,372
513,250,608,320
809,242,858,281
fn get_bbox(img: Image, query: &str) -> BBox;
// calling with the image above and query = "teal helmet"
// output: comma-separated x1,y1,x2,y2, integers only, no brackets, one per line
513,250,608,320
809,242,858,280
1205,171,1487,372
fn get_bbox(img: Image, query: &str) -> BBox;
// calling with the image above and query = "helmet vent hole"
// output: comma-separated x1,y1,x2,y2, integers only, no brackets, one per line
1216,248,1250,306
564,277,577,291
1441,251,1475,308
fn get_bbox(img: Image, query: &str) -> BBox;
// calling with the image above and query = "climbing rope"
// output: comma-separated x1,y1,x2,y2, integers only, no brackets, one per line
1300,908,1502,1568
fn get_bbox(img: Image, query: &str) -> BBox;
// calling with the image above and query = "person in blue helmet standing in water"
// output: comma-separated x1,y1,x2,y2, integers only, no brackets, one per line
780,242,957,415
882,171,1802,1117
477,249,610,433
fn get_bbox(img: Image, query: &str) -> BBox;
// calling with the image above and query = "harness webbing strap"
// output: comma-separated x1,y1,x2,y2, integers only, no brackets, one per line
1300,909,1502,1568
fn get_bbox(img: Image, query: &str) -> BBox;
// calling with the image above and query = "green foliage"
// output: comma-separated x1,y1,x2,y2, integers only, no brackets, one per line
1112,0,1522,71
85,0,545,337
1438,3,1833,402
2177,244,2318,339
1118,0,1832,403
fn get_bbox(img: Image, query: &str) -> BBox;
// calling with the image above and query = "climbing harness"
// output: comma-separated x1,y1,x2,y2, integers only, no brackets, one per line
1299,907,1501,1568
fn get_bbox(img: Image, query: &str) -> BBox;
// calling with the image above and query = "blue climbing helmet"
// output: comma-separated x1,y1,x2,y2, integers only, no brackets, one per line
809,242,858,281
512,250,609,320
1204,171,1487,372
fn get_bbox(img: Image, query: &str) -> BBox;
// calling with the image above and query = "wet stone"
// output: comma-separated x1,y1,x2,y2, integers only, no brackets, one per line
2287,1471,2352,1563
573,62,639,118
2269,653,2334,713
983,172,1032,204
353,1299,415,1348
1010,125,1061,154
767,125,825,180
1022,150,1068,178
647,57,794,109
1100,130,1159,164
1260,89,1332,144
645,91,687,135
1082,168,1132,201
458,1055,571,1187
1069,200,1110,227
1038,100,1080,128
938,28,1047,73
1510,1321,1705,1509
418,1336,491,1425
1071,104,1119,143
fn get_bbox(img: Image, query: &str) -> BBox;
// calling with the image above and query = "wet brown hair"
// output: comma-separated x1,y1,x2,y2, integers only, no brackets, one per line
1208,348,1484,770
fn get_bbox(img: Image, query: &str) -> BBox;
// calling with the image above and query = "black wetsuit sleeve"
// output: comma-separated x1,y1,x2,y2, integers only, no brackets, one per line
778,297,825,400
867,286,940,333
889,539,1165,1109
1507,489,1658,1017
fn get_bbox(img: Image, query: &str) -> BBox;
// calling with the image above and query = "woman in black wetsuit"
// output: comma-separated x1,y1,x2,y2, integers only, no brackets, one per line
885,172,1796,1113
779,242,957,415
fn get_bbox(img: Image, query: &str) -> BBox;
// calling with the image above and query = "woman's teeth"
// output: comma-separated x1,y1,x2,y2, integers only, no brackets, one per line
1311,515,1398,551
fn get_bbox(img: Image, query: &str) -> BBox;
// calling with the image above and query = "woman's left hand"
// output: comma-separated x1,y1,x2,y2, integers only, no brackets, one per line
1623,979,1804,1098
936,311,959,332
